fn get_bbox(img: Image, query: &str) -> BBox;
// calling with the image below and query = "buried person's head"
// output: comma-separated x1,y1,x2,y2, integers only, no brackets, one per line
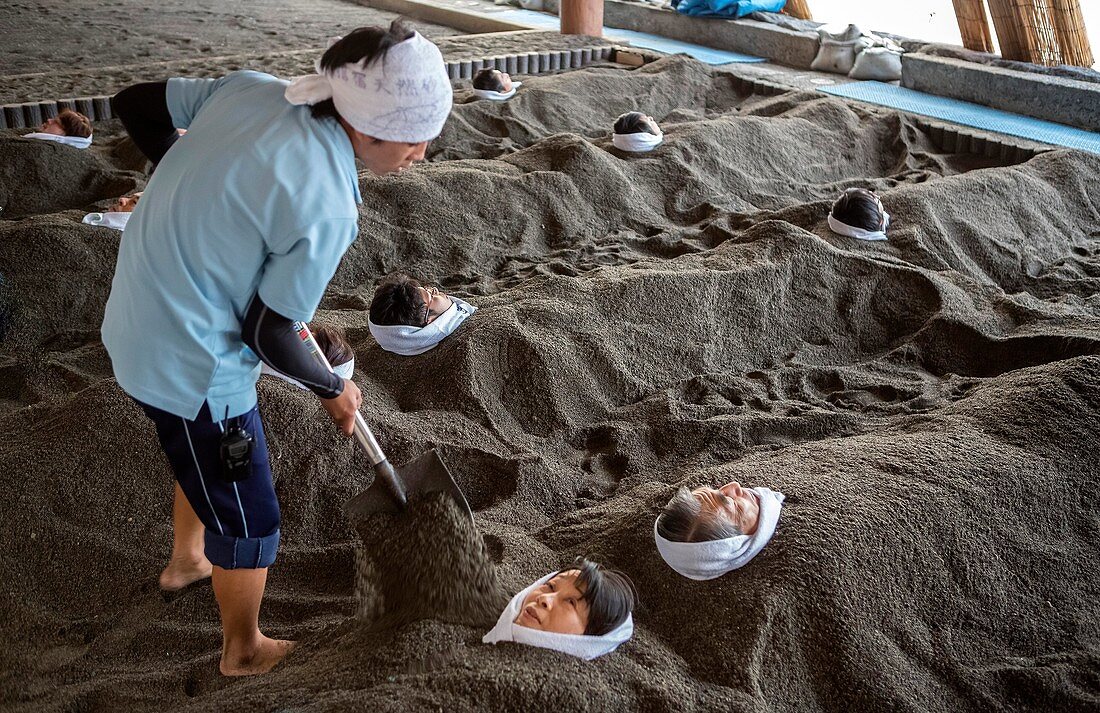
109,192,143,213
828,187,890,241
39,109,93,138
654,481,785,581
472,68,514,94
368,273,476,356
612,111,663,152
483,559,637,659
285,20,452,175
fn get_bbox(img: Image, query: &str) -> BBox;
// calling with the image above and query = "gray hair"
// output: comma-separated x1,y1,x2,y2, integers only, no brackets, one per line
656,486,743,543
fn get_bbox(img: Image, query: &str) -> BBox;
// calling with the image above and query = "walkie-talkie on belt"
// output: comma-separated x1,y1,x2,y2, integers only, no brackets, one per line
219,405,254,482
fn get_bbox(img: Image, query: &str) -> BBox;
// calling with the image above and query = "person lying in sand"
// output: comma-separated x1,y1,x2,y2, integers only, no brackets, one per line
612,110,663,153
82,192,144,231
24,109,94,149
471,68,520,101
367,273,476,355
483,559,636,660
827,187,890,241
653,481,785,580
260,323,354,386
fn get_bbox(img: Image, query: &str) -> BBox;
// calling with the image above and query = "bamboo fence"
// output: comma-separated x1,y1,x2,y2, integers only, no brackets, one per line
985,0,1093,66
781,0,812,21
952,0,995,52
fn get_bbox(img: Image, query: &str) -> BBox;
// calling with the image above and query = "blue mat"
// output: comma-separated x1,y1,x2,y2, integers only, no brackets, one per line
819,81,1100,155
491,8,764,64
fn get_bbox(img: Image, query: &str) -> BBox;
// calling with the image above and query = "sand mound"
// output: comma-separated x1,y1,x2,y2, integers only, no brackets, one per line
0,135,141,219
1,55,1098,712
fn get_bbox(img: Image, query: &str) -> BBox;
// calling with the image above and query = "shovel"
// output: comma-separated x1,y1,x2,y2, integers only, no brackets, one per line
294,322,473,522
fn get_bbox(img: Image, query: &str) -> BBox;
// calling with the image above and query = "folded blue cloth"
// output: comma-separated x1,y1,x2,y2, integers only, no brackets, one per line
676,0,784,19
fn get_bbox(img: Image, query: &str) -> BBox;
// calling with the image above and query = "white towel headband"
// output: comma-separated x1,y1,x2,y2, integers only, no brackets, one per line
82,212,132,231
472,81,521,102
654,487,785,581
285,32,452,143
827,211,891,241
368,296,476,356
24,132,92,149
612,128,663,153
483,572,634,660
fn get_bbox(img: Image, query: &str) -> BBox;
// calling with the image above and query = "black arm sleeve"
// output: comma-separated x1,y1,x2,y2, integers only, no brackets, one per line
110,81,179,166
242,296,344,399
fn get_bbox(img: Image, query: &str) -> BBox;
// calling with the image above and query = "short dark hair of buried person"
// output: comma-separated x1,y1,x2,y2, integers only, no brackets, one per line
613,111,660,137
472,68,512,93
831,187,886,232
309,20,416,121
572,559,636,636
369,273,457,328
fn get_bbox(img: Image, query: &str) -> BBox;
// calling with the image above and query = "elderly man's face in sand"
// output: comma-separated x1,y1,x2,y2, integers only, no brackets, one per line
515,570,589,635
692,481,760,535
39,117,66,136
493,70,514,93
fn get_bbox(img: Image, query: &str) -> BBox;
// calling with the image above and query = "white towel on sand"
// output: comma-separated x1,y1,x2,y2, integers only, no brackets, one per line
483,572,634,660
654,487,785,580
24,132,92,149
473,81,521,102
285,32,452,143
612,129,663,153
368,297,476,356
82,211,131,231
828,211,890,241
261,358,354,390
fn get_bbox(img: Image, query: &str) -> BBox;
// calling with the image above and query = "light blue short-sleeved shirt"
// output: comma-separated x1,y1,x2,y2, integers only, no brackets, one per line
102,71,362,419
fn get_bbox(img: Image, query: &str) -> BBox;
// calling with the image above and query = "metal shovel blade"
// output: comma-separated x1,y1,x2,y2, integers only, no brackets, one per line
344,448,473,522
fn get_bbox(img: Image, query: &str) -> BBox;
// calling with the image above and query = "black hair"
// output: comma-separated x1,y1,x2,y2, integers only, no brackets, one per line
57,109,93,138
369,273,428,327
831,187,884,232
472,68,507,92
570,558,637,636
656,487,743,543
311,20,416,121
613,111,660,136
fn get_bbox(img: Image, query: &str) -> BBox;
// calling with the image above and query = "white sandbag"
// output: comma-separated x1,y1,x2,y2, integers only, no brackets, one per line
811,24,871,75
849,47,904,81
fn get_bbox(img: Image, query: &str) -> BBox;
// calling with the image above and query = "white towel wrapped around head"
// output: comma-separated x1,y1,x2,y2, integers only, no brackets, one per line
368,296,476,356
654,487,785,580
82,212,132,231
483,572,634,660
24,132,92,149
612,128,663,153
473,81,521,102
285,32,452,143
261,358,354,390
827,211,890,241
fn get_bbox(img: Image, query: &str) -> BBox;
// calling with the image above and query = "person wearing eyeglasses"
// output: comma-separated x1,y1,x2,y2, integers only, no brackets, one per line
367,273,477,356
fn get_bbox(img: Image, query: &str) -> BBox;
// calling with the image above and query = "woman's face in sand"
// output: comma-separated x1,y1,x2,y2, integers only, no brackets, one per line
692,481,760,535
419,286,453,324
39,118,65,136
515,570,589,636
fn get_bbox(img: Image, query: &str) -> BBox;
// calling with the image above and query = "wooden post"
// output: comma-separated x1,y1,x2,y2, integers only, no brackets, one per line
952,0,995,52
1050,0,1094,67
561,0,603,36
782,0,813,21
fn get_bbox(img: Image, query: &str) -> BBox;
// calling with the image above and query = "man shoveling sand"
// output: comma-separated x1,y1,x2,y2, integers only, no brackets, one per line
101,20,452,676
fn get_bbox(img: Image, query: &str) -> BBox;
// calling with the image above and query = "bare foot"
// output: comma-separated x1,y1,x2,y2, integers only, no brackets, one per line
220,636,295,676
159,555,213,591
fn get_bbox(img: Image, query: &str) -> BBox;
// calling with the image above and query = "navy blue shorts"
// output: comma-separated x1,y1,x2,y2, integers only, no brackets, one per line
137,399,280,569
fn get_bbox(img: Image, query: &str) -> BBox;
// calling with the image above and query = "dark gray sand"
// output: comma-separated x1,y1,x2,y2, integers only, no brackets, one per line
0,30,612,106
1,56,1099,711
0,0,459,79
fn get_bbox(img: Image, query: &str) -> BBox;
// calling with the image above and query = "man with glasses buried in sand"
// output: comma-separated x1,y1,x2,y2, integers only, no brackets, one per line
367,273,476,356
